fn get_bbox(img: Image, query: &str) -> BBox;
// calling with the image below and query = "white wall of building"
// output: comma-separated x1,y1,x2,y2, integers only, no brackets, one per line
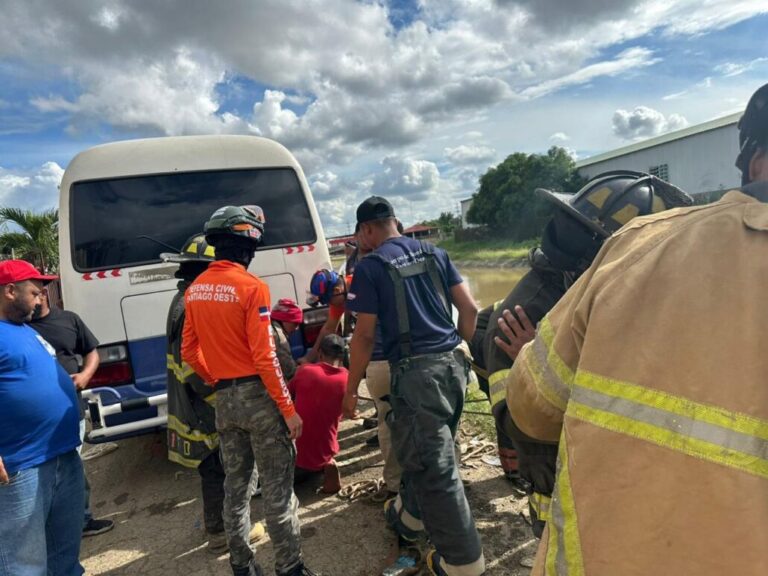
578,118,742,196
460,198,477,228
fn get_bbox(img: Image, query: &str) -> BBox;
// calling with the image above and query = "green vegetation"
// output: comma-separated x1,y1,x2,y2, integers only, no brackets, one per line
418,211,462,236
0,207,59,272
462,377,496,440
437,237,538,265
467,146,585,241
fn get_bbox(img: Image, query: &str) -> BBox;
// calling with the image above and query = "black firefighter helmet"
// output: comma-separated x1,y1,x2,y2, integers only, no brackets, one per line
160,234,215,280
536,170,693,239
736,82,768,184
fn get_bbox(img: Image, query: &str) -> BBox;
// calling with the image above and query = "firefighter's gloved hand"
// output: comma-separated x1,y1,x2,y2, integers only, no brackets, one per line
494,306,536,361
284,412,303,440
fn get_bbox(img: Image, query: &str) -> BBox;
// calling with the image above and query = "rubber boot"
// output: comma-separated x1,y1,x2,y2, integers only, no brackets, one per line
230,559,264,576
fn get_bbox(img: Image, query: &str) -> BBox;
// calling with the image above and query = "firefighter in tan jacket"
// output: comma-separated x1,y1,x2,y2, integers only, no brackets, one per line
504,82,768,576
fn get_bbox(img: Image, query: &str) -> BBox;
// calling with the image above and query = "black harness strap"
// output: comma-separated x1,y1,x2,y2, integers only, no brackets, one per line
370,240,452,359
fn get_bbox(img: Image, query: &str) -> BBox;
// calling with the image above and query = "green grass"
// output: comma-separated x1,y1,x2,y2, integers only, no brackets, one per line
437,237,539,264
461,377,496,440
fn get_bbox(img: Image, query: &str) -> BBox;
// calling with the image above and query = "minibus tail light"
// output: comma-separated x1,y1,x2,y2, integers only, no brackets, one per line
88,343,133,388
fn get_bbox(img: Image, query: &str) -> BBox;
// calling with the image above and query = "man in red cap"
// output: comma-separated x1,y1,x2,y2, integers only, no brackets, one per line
0,260,85,576
271,298,304,382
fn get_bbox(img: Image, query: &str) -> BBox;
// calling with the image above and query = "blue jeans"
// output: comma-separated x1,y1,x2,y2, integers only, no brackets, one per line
0,450,85,576
77,420,92,523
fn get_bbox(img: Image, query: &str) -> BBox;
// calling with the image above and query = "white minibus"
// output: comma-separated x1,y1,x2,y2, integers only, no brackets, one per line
58,135,331,442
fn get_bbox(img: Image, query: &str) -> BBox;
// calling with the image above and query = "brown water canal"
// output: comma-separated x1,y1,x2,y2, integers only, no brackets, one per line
458,266,528,308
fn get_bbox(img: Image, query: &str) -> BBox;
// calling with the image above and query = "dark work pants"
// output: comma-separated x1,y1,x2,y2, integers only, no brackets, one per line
198,450,226,535
387,351,484,574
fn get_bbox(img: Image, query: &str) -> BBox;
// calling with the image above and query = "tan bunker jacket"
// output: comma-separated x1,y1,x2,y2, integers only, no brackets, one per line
507,189,768,576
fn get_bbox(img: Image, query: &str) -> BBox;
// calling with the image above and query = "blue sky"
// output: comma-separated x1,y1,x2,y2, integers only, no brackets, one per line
0,0,766,234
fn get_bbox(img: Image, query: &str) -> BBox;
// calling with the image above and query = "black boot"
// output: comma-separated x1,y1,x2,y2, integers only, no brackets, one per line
279,563,320,576
231,559,264,576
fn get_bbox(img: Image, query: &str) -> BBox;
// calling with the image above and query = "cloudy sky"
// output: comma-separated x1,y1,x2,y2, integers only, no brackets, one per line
1,0,767,235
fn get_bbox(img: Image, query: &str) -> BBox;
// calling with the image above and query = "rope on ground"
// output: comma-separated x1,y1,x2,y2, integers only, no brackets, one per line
461,440,496,463
337,478,385,501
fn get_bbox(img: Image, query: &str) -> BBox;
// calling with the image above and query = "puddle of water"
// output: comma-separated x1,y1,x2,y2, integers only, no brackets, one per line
459,267,528,308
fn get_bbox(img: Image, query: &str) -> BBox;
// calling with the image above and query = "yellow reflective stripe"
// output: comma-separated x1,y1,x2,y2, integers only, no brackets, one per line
167,414,219,449
570,372,768,479
167,354,195,384
203,392,217,406
538,317,575,389
577,371,768,442
488,369,510,406
546,434,585,576
530,491,552,522
523,324,570,412
168,451,203,468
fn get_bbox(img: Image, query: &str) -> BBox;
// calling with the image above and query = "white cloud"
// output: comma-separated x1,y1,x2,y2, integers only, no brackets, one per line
308,170,339,200
1,0,767,227
521,47,660,99
32,49,237,136
92,5,127,31
549,132,570,142
0,162,62,211
444,145,496,165
370,156,440,201
714,57,768,77
612,105,689,140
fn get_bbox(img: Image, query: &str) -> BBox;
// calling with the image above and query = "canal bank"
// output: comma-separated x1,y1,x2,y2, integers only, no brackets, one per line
438,237,536,270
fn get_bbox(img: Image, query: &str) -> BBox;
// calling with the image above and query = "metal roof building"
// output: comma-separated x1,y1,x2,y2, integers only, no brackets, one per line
577,113,742,197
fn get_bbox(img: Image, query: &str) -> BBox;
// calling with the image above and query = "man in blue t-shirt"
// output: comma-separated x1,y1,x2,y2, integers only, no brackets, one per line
344,197,485,576
0,260,85,576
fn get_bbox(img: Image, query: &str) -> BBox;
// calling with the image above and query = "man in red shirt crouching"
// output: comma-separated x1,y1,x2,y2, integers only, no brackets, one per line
289,334,347,494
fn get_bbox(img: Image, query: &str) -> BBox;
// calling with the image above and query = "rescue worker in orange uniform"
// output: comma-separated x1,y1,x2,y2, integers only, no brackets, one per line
181,205,317,576
504,83,768,575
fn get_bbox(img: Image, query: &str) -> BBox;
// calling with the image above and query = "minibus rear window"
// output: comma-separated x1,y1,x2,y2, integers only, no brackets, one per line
70,168,316,271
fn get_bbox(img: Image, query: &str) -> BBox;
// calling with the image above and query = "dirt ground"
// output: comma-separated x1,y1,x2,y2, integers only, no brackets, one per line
80,394,537,576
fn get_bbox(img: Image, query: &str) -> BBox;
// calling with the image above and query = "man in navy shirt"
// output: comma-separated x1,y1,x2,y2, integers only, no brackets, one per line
0,260,85,576
344,197,484,576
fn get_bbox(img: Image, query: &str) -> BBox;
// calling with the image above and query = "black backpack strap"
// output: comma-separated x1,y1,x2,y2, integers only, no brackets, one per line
369,241,452,360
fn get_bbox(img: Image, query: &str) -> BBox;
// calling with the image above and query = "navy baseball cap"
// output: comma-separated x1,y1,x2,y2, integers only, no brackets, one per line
356,196,396,224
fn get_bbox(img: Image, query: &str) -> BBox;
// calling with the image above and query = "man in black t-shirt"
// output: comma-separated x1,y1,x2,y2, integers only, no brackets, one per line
29,289,115,537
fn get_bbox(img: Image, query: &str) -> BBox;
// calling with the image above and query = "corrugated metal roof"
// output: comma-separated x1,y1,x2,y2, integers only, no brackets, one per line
576,112,741,168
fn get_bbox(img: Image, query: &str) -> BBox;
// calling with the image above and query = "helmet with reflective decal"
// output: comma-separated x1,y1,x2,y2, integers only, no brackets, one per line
309,269,341,306
160,234,215,264
203,205,266,246
536,170,693,238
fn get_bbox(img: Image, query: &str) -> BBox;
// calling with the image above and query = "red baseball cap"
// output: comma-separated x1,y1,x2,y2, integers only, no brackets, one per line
271,298,303,324
0,260,58,285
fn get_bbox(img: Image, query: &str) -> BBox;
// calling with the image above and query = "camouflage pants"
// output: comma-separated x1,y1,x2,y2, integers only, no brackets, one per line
216,379,302,573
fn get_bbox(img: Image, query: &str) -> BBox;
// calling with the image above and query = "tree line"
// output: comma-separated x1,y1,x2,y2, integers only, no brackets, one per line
0,208,59,272
467,146,585,241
